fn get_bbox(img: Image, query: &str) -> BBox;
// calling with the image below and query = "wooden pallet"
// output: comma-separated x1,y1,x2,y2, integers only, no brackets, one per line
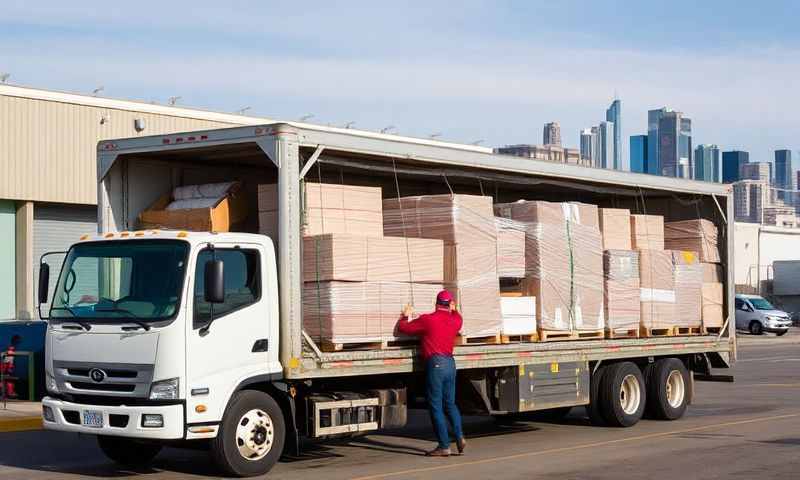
455,333,503,345
676,326,704,336
605,328,639,339
320,339,384,352
500,333,539,343
639,326,676,338
702,326,723,335
539,329,604,342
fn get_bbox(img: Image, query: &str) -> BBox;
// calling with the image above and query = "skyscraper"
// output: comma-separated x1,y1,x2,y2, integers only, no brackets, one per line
580,128,596,165
630,135,648,174
657,110,692,178
740,162,771,182
599,121,615,169
605,99,623,170
543,122,562,146
591,126,602,168
647,108,667,175
694,144,721,182
775,149,793,202
722,150,749,183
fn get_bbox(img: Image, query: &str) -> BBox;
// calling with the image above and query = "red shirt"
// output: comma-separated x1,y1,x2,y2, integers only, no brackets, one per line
396,307,463,360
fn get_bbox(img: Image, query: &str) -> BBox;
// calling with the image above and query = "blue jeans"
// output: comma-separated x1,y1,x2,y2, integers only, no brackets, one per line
426,355,464,450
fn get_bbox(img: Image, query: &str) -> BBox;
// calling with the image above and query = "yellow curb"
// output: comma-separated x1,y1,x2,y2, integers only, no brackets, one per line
0,416,43,433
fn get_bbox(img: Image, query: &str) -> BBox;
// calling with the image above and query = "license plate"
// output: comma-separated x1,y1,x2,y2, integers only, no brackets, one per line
82,410,103,428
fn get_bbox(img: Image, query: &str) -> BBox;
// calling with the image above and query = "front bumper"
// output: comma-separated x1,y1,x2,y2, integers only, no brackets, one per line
764,323,792,333
42,397,184,439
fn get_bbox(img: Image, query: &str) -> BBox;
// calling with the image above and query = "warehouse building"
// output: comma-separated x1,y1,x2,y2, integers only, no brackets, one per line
0,84,269,321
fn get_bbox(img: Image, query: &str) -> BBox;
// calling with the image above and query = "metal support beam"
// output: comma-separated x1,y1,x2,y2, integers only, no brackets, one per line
299,145,325,179
711,194,728,224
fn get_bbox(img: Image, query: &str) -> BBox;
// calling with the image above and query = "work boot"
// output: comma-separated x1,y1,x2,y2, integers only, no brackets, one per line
425,448,451,457
456,437,467,455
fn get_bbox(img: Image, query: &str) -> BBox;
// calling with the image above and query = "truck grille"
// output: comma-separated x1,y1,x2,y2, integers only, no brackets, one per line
53,361,154,398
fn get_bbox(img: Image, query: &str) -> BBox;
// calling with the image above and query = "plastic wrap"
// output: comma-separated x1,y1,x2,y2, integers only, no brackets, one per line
303,234,444,283
303,281,443,343
604,250,641,334
702,262,723,283
495,200,604,333
638,249,675,329
630,214,664,250
672,251,703,328
500,296,537,335
495,219,526,278
701,282,724,329
383,194,502,337
599,208,632,250
664,219,720,263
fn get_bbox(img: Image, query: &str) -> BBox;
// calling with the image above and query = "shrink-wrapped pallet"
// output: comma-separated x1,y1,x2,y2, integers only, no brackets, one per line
702,262,724,283
599,208,632,250
630,214,664,250
701,282,724,329
258,183,384,238
495,218,526,278
639,249,675,329
672,250,703,328
495,201,604,334
500,296,537,336
303,234,444,283
383,194,501,337
604,250,641,335
665,219,721,263
303,281,443,344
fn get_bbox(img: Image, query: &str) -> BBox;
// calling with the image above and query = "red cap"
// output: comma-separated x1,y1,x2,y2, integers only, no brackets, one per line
436,290,454,304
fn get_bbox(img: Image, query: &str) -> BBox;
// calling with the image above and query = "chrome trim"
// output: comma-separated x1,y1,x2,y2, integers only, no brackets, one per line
53,361,154,398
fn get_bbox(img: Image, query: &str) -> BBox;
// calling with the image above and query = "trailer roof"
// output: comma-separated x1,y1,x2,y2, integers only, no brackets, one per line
100,123,731,197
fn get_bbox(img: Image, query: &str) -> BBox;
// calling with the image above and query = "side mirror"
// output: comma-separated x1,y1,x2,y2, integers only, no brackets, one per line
204,259,225,304
38,263,50,304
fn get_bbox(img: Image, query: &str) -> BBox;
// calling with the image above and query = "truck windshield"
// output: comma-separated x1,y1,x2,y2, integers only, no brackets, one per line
749,297,775,310
50,240,189,322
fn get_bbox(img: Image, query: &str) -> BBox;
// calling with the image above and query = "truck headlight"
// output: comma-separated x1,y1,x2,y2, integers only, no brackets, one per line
46,373,59,394
149,378,179,400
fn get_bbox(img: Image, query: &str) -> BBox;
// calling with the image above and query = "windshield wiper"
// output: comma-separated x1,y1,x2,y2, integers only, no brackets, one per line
93,307,152,331
120,320,152,332
50,306,93,331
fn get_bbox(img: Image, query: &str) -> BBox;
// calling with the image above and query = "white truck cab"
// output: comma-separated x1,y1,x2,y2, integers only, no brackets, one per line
41,230,285,474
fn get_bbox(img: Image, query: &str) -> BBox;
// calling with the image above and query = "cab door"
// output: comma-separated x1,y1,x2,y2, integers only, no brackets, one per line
185,242,280,425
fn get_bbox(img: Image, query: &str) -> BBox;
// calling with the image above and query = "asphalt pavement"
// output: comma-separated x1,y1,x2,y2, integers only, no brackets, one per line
1,333,798,479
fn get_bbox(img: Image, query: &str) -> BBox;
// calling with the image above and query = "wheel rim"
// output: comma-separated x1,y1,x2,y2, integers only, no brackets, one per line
619,374,641,415
665,370,685,408
235,408,274,461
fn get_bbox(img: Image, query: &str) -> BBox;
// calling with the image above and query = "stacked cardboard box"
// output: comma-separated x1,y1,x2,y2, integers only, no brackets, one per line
701,283,724,329
702,263,724,283
603,250,641,335
495,218,526,278
258,183,384,239
599,208,632,250
672,251,703,328
630,214,665,250
639,249,676,330
664,219,721,263
500,297,537,336
495,201,604,333
383,194,502,337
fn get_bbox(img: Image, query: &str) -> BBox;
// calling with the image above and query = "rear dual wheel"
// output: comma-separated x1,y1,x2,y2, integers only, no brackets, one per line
645,358,690,420
589,362,646,427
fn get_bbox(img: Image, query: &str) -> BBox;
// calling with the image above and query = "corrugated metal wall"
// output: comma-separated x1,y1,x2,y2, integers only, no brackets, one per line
0,95,237,205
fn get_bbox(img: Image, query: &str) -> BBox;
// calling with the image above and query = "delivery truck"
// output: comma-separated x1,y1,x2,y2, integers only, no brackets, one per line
39,123,735,477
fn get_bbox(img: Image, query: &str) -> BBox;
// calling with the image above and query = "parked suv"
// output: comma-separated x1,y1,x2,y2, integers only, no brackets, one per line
735,294,792,336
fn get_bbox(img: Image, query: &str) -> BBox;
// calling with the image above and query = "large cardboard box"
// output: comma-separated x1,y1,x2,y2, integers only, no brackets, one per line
630,214,665,250
639,249,675,329
445,281,503,337
495,218,526,278
599,208,632,250
604,250,641,334
672,250,703,328
665,219,721,263
303,234,444,283
701,282,724,329
500,296,537,335
139,183,248,232
702,262,724,283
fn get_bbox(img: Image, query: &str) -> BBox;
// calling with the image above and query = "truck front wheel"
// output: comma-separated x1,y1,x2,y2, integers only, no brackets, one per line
211,390,286,477
97,436,162,466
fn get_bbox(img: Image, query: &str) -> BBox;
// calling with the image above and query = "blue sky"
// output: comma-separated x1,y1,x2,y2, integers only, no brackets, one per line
2,1,799,163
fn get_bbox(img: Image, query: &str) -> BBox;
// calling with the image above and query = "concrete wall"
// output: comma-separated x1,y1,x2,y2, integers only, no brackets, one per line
734,222,800,291
0,201,15,319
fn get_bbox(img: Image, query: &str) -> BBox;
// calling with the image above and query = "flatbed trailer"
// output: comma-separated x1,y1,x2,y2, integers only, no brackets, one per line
39,122,734,477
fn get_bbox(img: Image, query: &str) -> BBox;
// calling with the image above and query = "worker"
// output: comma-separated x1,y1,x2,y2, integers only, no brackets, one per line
396,290,467,457
1,335,21,399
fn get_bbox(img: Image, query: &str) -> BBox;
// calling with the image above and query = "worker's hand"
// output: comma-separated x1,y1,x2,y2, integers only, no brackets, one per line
402,304,414,319
450,302,459,313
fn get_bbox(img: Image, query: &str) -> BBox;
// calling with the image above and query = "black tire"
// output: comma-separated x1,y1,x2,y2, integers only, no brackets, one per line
211,390,286,477
776,330,788,337
587,364,609,426
645,358,690,421
599,362,646,428
749,321,763,335
97,436,162,467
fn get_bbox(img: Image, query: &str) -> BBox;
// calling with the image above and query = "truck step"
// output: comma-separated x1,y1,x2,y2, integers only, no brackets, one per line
639,326,677,337
455,333,503,345
539,329,604,342
500,333,539,343
605,328,640,339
